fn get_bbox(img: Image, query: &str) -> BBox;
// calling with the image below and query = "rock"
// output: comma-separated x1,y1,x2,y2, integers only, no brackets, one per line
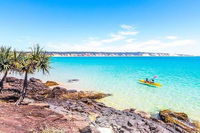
123,108,136,114
48,86,68,98
193,121,200,131
62,91,111,100
134,109,151,119
5,77,18,82
44,81,59,87
77,91,112,100
29,77,42,83
0,92,19,102
68,79,79,83
21,98,35,105
159,109,199,132
28,102,50,108
49,88,111,100
80,126,93,133
80,125,100,133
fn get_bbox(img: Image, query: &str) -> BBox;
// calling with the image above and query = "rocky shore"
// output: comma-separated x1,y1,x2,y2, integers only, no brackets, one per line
0,77,199,133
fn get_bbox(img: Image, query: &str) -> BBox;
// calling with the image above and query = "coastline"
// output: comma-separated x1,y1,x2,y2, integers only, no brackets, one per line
46,79,200,122
0,77,199,132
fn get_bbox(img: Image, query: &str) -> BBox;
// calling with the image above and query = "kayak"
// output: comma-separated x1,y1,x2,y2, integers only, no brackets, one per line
139,80,162,87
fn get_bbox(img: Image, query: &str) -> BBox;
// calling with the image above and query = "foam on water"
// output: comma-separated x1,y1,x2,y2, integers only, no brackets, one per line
32,57,200,120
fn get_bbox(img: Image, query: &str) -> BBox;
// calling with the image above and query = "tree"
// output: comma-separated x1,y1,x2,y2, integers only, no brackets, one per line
16,45,50,105
0,46,12,92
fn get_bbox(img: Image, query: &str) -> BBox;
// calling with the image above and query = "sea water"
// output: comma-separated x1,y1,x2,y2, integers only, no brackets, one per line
33,57,200,120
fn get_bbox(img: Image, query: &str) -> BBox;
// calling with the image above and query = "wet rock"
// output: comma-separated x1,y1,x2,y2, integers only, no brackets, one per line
68,79,79,83
159,110,199,132
44,81,59,87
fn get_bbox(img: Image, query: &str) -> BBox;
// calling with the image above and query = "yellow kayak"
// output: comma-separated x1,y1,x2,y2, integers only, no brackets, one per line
139,80,162,87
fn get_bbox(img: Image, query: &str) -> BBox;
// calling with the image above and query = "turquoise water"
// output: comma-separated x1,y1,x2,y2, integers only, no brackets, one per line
34,57,200,120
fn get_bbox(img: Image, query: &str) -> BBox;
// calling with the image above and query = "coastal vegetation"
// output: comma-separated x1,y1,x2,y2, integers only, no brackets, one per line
0,46,13,92
0,45,50,105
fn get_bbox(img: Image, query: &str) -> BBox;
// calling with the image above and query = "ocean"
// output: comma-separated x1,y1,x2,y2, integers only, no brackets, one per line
33,57,200,120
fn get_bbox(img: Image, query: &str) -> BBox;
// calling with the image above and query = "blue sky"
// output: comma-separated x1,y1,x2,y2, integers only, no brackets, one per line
0,0,199,55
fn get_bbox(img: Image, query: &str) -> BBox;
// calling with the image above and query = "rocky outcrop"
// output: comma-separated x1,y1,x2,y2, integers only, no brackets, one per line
47,98,180,133
1,77,200,133
159,110,200,133
47,86,111,100
1,77,111,102
44,81,59,86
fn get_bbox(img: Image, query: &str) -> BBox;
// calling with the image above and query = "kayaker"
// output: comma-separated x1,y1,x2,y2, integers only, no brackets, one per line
145,78,149,83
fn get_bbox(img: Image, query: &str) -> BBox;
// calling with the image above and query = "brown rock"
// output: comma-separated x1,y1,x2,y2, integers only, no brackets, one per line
44,81,59,87
193,121,200,131
48,86,111,100
159,109,199,132
48,86,68,98
62,91,111,100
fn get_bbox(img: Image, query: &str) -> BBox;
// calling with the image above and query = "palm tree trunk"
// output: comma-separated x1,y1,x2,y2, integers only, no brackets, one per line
16,71,28,105
0,70,8,92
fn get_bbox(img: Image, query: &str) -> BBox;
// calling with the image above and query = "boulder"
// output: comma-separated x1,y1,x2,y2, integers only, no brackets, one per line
134,110,151,119
44,81,59,87
159,110,199,132
193,121,200,130
62,91,111,100
47,87,111,100
5,77,18,82
48,86,68,98
29,77,42,83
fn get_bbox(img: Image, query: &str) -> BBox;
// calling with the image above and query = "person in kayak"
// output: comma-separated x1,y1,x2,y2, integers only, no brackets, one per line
145,78,154,84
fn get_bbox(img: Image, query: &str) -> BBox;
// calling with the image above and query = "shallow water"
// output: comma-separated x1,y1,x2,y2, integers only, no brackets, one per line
31,57,200,120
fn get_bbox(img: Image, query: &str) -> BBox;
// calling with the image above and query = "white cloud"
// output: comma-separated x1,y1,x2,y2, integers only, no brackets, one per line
118,31,138,35
139,40,161,45
120,24,134,30
44,25,197,55
165,36,178,40
86,25,138,47
125,38,135,43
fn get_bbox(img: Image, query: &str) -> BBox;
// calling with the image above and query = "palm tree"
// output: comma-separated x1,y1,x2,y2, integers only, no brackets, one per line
0,46,12,92
16,45,50,105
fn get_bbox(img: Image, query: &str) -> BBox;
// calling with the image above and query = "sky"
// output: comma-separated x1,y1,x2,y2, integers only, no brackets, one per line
0,0,199,55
